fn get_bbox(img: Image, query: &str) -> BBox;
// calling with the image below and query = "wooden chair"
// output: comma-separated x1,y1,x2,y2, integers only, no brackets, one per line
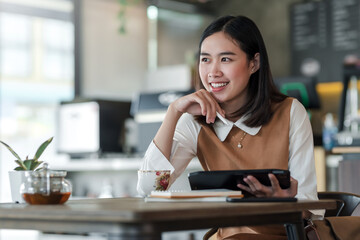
203,191,360,240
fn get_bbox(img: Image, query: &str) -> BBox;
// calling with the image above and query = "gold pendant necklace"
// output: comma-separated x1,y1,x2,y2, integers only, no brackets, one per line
237,131,247,149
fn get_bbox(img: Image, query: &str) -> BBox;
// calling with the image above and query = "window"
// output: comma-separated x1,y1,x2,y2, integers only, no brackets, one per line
0,0,75,203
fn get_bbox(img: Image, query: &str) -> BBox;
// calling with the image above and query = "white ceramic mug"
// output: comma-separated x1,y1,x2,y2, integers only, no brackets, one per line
137,170,171,197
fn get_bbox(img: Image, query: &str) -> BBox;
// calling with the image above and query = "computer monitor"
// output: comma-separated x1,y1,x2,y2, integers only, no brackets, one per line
274,76,321,109
57,99,132,158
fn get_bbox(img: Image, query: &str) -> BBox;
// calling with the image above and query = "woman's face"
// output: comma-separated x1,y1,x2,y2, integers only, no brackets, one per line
199,31,257,110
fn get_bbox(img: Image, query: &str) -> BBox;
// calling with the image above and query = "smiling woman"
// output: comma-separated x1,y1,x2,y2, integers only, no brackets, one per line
137,15,323,240
198,32,257,115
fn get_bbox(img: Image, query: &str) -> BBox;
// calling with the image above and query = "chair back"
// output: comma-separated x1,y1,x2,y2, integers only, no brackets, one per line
318,191,360,217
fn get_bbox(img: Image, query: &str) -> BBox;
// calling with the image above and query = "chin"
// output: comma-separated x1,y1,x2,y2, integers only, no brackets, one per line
210,92,225,102
213,96,226,104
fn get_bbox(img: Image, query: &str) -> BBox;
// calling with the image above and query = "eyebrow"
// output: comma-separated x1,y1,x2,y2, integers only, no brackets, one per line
200,51,236,56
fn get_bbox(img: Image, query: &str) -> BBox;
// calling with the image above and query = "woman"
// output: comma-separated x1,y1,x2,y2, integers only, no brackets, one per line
137,15,323,239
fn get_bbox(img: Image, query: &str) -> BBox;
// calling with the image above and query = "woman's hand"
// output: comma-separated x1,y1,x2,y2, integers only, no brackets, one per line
237,174,298,198
172,89,225,124
153,89,224,159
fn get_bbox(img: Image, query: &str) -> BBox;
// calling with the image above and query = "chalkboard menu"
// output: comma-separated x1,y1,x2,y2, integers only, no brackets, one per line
291,0,360,83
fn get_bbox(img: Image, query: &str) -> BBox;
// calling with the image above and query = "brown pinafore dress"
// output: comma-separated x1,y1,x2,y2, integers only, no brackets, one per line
197,98,293,240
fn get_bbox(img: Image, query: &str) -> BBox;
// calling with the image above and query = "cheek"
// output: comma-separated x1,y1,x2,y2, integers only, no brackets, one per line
227,65,251,80
199,66,209,87
199,65,206,78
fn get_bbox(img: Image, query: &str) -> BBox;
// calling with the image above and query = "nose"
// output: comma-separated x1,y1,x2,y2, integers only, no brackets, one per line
208,64,222,79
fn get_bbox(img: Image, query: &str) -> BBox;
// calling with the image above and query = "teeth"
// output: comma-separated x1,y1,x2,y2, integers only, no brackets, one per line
211,82,228,88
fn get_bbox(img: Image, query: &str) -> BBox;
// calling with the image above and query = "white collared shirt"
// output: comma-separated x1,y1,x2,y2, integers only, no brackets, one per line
137,99,324,218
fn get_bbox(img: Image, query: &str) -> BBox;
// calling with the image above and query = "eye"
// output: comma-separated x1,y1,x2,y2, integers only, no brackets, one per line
221,57,231,62
201,57,210,63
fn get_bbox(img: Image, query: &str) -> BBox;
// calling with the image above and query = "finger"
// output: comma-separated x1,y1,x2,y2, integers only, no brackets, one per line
268,174,281,192
288,177,298,197
219,108,226,118
196,90,215,123
205,89,225,117
201,91,218,123
175,90,218,117
215,102,225,118
192,91,209,116
236,183,252,193
243,176,260,193
245,175,265,192
199,91,216,123
207,90,225,117
237,183,265,197
290,176,298,186
244,176,273,197
201,90,218,122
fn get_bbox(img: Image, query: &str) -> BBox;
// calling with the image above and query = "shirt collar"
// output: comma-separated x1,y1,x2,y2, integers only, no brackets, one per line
213,112,262,142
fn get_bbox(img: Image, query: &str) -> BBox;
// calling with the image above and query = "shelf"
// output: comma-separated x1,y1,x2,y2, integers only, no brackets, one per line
332,146,360,154
51,158,142,172
50,157,202,172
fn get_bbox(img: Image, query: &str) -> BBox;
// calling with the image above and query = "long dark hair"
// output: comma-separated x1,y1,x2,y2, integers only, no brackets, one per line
196,16,286,127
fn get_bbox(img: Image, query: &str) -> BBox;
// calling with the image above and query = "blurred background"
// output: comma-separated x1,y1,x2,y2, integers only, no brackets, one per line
1,0,360,239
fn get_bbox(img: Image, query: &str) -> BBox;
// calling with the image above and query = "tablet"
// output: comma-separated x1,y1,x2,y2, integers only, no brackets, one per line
188,169,290,191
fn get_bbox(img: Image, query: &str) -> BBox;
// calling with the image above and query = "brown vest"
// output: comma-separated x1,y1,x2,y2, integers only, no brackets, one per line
197,98,294,240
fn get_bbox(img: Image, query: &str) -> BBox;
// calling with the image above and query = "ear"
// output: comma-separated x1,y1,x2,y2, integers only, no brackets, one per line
250,53,260,73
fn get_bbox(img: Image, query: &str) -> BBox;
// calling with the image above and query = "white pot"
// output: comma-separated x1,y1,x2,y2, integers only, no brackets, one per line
8,171,30,203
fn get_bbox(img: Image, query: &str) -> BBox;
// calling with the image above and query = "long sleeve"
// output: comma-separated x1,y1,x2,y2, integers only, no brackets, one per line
289,99,324,218
137,114,201,195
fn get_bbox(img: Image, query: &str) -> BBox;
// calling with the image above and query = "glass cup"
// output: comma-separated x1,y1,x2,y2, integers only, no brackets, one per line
20,164,72,205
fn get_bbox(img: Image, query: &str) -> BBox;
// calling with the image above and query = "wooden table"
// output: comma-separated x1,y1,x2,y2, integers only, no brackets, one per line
0,198,336,240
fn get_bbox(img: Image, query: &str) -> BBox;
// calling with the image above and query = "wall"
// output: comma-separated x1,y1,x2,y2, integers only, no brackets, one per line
80,0,302,97
156,0,303,79
81,0,148,100
80,1,212,100
218,0,302,78
157,9,213,67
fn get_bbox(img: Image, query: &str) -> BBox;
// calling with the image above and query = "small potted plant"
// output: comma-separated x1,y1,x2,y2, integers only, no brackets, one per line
0,137,53,202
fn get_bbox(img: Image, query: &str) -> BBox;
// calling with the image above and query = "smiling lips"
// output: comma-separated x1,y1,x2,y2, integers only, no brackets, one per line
210,82,229,92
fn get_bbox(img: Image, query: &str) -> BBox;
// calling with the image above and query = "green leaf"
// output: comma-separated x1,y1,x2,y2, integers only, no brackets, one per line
14,166,25,171
15,160,27,170
30,161,43,171
33,137,53,161
0,140,22,161
23,159,33,170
